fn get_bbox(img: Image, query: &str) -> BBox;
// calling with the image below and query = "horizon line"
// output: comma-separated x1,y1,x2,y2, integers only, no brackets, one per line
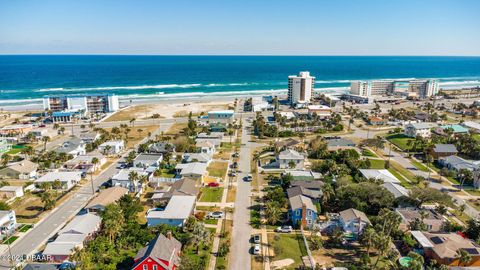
0,53,480,57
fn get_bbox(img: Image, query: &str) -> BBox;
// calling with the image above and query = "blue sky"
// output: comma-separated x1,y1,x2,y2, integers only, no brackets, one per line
0,0,479,55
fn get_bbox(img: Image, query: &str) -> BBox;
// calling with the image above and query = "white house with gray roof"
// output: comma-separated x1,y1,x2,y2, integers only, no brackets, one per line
404,122,438,138
35,171,82,190
146,195,196,227
276,149,305,169
359,169,408,198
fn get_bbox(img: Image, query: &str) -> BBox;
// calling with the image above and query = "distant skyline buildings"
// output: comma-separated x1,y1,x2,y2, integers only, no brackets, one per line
350,79,439,98
0,0,479,55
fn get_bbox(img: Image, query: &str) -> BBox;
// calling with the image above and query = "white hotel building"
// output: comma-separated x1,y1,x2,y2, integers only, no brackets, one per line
350,79,438,99
288,71,315,106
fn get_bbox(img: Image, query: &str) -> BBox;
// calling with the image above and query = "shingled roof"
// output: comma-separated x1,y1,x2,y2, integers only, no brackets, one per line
133,233,182,269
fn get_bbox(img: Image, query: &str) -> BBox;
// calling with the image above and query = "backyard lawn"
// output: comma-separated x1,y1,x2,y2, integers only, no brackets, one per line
386,133,414,151
362,149,377,157
199,187,224,202
267,233,308,269
207,161,229,179
410,159,430,172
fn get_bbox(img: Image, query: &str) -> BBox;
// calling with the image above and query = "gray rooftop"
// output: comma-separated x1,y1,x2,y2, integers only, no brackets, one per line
288,195,317,211
433,144,458,153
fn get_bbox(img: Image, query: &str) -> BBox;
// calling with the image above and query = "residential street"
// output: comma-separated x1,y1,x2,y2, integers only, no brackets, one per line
229,116,252,270
0,122,172,269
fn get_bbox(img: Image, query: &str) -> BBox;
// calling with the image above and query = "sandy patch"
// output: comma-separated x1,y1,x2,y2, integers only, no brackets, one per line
271,258,295,269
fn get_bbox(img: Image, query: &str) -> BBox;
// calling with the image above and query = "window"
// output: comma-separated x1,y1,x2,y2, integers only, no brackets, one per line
295,210,300,216
153,266,158,270
143,265,148,270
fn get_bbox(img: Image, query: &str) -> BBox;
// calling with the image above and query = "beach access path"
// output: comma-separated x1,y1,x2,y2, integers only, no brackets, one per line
0,122,172,270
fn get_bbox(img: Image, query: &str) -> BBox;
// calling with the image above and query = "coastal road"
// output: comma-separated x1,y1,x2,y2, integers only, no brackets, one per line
0,122,172,269
229,115,253,270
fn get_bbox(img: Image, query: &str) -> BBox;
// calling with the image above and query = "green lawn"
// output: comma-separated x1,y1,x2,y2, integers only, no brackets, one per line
473,134,480,142
199,187,224,202
362,149,377,157
3,236,18,244
203,218,219,225
268,233,308,269
6,144,26,155
410,159,430,172
386,133,414,151
367,159,386,169
389,161,416,182
387,168,412,188
153,168,175,178
18,224,33,233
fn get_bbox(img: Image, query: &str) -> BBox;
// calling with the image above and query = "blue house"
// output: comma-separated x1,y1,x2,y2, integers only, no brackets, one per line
288,195,318,228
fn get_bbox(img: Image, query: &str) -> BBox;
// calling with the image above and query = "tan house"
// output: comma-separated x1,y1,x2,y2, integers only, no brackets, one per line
396,208,445,232
0,186,24,200
85,186,128,213
0,160,38,180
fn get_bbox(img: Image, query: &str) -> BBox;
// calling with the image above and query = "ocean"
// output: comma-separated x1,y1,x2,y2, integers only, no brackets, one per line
1,55,480,108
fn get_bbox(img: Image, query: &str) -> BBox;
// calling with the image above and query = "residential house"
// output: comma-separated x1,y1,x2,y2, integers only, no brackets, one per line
209,123,227,132
307,105,331,118
288,195,318,228
461,121,480,133
148,142,176,154
43,213,101,262
111,168,149,192
287,186,322,203
276,149,305,169
131,232,182,270
0,210,16,240
175,162,208,182
28,128,48,140
63,152,106,173
0,160,38,180
439,155,480,188
0,186,24,201
291,179,324,191
274,138,301,151
326,138,356,151
205,110,234,124
182,153,212,164
55,137,86,157
85,186,128,213
133,154,163,169
152,178,200,203
368,116,388,126
430,144,458,160
0,140,11,154
98,140,125,155
359,169,409,198
79,131,100,143
339,208,371,237
196,140,216,155
411,231,480,266
396,208,445,232
436,124,469,136
35,171,82,190
146,195,196,227
404,122,438,138
197,132,224,140
0,124,33,136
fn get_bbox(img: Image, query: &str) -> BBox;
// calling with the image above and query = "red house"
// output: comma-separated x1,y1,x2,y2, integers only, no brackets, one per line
132,232,182,270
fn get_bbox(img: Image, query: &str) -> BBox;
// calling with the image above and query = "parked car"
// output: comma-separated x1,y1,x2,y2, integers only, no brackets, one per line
275,226,293,233
207,182,220,187
253,234,261,244
253,244,261,255
232,152,239,157
244,174,253,181
116,162,128,169
207,211,224,219
228,171,237,177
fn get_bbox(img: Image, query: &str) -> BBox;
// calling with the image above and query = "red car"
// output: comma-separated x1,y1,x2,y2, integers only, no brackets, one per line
207,182,220,187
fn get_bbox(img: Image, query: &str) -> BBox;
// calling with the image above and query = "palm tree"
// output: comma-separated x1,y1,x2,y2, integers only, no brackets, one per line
1,153,12,167
129,118,136,127
360,227,376,259
41,136,50,151
265,202,281,225
101,204,125,243
321,184,334,212
456,248,472,266
128,171,139,193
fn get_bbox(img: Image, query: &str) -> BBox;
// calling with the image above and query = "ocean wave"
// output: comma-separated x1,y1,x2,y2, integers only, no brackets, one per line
34,84,203,92
438,80,480,86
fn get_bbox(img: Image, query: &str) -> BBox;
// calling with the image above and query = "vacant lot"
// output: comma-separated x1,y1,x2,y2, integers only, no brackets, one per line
268,233,308,269
386,133,414,151
207,161,229,179
199,187,224,202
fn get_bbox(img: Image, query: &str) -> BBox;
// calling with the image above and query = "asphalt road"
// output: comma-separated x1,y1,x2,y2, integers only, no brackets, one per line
229,117,253,270
0,122,171,269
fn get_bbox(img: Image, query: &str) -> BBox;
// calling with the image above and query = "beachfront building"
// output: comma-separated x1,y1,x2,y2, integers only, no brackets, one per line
288,71,315,106
205,110,234,124
0,210,17,240
43,93,119,113
350,79,438,98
